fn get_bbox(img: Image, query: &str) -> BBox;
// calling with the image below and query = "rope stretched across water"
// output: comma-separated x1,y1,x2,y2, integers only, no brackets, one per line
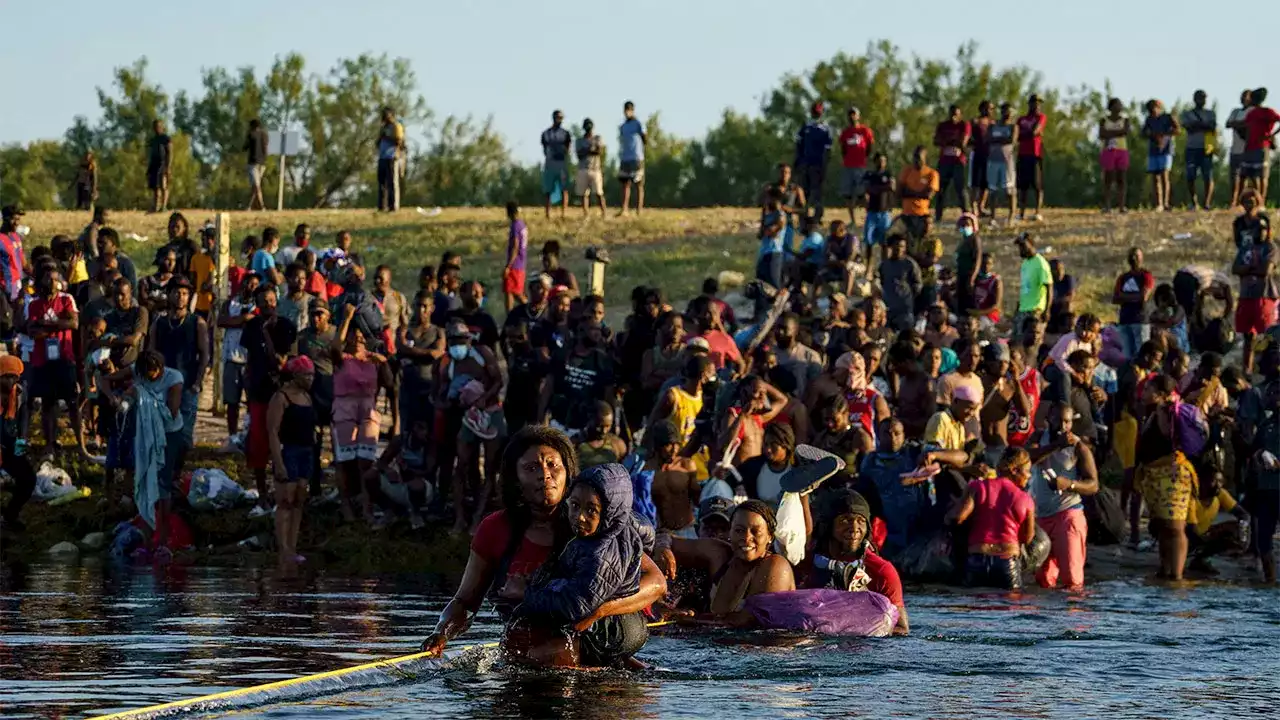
91,620,674,719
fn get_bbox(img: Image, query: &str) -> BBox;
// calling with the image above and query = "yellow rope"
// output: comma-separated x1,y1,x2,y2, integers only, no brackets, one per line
91,621,675,719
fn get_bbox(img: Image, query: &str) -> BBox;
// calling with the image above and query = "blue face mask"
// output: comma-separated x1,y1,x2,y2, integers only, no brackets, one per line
960,226,974,238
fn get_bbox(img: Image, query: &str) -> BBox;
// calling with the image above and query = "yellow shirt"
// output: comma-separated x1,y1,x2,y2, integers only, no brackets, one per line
67,257,89,284
664,386,703,446
924,410,966,451
1192,488,1237,536
190,252,216,312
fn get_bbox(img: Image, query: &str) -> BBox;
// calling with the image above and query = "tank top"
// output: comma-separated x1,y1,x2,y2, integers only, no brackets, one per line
666,386,703,445
278,396,318,447
1007,368,1041,447
1102,117,1128,151
1030,431,1083,517
845,387,880,441
988,123,1015,161
154,313,201,389
578,437,623,468
972,273,1001,321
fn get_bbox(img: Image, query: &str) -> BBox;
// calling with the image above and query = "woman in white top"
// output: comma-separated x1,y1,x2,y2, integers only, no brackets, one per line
1099,98,1131,214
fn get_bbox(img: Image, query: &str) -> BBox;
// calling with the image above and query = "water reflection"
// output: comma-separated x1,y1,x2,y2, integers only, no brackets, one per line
2,560,1279,719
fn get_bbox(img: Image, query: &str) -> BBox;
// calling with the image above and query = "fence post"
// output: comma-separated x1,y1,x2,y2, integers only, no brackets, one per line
211,212,231,413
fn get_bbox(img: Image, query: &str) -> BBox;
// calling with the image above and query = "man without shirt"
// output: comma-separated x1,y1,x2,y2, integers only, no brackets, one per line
643,422,701,537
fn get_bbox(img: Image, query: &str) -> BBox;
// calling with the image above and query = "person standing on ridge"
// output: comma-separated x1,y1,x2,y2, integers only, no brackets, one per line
147,120,172,214
1181,90,1217,210
245,118,269,211
542,110,572,219
838,107,874,226
1016,94,1046,222
794,101,833,220
933,104,971,222
376,107,405,212
618,101,647,216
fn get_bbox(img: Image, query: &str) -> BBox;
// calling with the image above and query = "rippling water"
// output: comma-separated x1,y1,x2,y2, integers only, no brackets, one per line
1,561,1277,719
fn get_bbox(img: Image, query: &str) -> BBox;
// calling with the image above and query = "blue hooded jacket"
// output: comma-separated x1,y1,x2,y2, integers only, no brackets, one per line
519,463,646,624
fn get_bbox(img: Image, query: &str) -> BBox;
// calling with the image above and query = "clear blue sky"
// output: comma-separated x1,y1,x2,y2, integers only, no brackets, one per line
2,0,1270,162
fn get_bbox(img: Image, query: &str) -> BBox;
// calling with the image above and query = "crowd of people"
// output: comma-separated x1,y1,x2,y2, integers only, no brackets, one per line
0,86,1277,667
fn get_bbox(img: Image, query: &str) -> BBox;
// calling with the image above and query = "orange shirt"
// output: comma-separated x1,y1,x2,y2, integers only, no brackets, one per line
898,165,939,217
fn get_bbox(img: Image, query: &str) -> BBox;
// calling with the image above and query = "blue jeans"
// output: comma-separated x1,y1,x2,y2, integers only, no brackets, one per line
864,211,892,246
964,554,1023,590
1116,323,1149,361
180,388,199,450
756,252,784,290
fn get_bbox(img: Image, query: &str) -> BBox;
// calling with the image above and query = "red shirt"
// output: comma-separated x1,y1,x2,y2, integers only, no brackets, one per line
1245,106,1280,152
839,125,875,168
472,510,554,598
228,266,247,297
934,120,971,165
692,330,741,370
1007,367,1041,447
27,293,78,367
862,550,904,607
305,270,328,297
1017,112,1046,157
710,297,737,330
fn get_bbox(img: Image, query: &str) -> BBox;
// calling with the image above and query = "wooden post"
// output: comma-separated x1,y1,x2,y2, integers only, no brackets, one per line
211,212,231,413
587,261,606,297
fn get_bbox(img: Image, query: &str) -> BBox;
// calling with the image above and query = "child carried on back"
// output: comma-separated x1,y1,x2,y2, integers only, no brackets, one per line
512,463,649,667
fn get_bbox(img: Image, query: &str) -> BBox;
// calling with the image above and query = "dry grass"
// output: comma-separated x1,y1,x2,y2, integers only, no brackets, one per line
24,206,1239,322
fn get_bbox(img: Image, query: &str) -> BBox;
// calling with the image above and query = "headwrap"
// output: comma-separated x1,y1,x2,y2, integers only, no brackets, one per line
284,355,314,375
0,355,23,420
837,351,867,393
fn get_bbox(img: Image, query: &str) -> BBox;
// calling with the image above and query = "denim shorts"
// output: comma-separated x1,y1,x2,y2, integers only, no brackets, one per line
1147,153,1173,174
281,444,313,482
1185,148,1214,181
864,211,892,246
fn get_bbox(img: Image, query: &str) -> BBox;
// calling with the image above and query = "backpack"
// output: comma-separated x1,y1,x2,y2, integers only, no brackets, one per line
1083,485,1126,545
1172,400,1209,457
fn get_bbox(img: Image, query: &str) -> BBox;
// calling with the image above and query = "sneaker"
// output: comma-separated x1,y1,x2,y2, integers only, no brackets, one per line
1136,538,1156,552
248,504,274,519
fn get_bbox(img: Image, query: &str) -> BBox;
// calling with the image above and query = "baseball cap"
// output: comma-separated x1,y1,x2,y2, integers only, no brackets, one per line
699,496,735,524
687,337,711,352
446,319,472,340
982,342,1011,364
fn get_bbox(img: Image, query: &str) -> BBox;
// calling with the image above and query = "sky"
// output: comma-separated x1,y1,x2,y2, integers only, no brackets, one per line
2,0,1274,163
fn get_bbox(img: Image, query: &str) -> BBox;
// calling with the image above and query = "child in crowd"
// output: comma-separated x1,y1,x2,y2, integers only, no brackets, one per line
1150,283,1189,353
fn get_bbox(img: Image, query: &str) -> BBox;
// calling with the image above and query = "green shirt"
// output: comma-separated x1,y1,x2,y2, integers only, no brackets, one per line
1019,254,1053,313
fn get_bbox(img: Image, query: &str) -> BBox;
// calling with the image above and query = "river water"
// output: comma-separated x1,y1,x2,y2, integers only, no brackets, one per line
1,561,1277,719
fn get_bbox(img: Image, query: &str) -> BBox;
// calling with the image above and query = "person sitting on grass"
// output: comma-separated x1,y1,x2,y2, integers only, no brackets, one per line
510,463,649,668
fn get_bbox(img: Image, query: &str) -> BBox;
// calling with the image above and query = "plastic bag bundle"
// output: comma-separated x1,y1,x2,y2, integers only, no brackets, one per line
186,468,249,511
774,492,807,565
33,462,77,501
1021,525,1051,570
745,589,899,636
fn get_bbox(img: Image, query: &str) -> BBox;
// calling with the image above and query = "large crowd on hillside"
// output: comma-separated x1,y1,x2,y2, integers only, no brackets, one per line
0,87,1277,668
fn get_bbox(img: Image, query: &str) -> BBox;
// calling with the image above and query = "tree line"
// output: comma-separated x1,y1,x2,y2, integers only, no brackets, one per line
0,41,1265,212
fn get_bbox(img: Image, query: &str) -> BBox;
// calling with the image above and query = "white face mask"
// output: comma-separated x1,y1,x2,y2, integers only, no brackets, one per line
448,344,469,361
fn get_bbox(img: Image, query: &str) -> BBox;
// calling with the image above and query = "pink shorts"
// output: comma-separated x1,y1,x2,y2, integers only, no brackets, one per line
1100,148,1130,173
1036,507,1087,589
331,395,380,462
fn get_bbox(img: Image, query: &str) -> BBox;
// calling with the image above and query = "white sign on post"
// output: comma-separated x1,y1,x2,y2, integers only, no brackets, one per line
269,130,302,210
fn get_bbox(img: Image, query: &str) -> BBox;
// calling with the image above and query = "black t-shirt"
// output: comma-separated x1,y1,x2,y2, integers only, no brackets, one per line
549,348,615,429
1234,212,1271,250
865,170,894,212
445,307,500,349
241,314,298,403
400,324,442,388
148,134,171,171
505,346,550,428
535,318,571,354
247,128,269,165
504,301,547,331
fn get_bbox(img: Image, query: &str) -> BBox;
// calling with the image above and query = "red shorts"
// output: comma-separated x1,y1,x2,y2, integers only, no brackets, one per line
246,401,272,470
503,268,526,295
1235,298,1279,335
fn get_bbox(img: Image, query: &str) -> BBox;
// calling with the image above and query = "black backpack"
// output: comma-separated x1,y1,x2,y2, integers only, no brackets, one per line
1084,485,1127,545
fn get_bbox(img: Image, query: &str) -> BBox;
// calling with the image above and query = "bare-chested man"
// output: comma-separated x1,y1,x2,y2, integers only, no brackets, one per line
640,422,701,537
716,375,789,465
888,342,936,441
978,342,1031,466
